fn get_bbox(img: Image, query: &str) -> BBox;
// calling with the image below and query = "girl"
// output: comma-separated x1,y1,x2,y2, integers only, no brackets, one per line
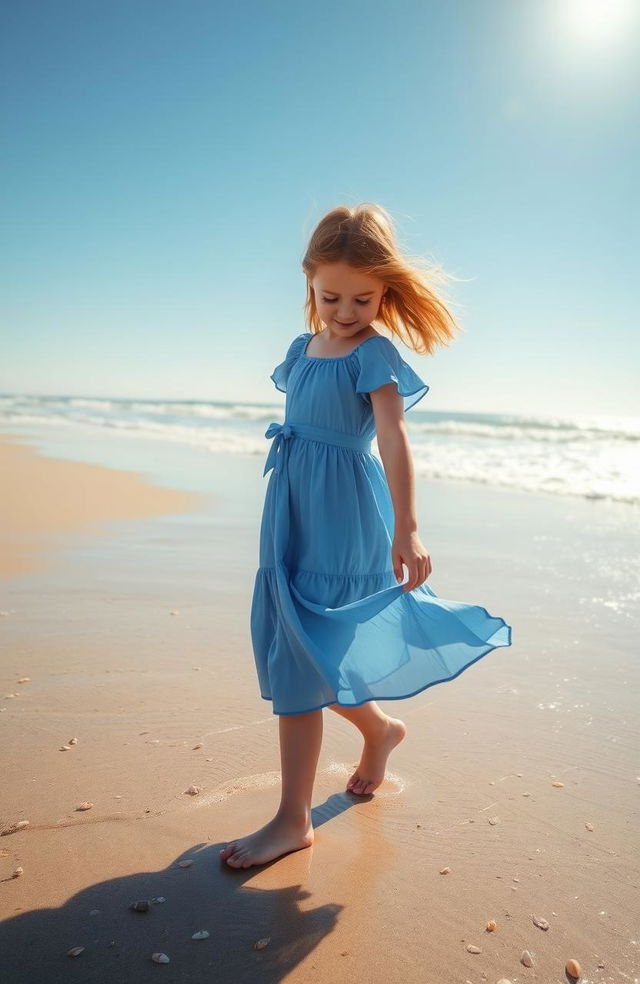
220,202,512,869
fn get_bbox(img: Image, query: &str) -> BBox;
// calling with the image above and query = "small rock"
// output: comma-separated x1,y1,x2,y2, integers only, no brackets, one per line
192,743,203,750
89,909,100,916
68,737,78,745
552,780,564,788
521,949,534,967
585,822,594,831
486,920,497,932
532,914,549,930
488,816,499,825
254,937,271,950
59,745,72,751
178,859,193,868
191,930,210,940
12,867,24,878
76,802,93,811
151,896,166,904
565,957,581,979
67,946,85,957
513,877,519,882
170,610,180,615
129,900,150,912
17,677,30,684
151,952,170,964
1,820,30,836
466,944,481,953
184,785,201,796
439,866,450,874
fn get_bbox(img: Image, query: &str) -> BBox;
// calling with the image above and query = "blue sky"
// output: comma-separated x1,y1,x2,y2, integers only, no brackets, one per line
2,0,638,418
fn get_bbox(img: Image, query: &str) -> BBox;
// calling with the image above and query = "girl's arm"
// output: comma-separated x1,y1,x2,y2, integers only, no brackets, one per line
371,385,432,592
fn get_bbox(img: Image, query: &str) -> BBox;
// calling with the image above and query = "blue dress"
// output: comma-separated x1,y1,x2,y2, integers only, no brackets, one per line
250,331,512,716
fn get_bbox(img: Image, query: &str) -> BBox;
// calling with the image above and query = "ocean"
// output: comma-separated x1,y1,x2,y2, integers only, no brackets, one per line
1,393,638,506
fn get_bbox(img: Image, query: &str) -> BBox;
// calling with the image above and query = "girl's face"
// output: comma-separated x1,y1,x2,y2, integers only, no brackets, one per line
311,262,388,338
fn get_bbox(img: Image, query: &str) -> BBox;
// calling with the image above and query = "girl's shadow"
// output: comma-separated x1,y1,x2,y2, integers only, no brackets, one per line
0,791,371,983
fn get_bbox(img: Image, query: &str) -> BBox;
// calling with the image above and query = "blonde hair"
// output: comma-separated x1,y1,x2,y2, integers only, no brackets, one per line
301,202,462,355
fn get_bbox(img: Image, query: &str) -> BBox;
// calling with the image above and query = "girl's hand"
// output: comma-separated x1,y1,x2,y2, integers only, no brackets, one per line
392,531,432,592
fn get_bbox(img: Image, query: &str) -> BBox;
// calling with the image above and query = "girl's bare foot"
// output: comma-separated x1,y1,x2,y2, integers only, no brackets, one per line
347,716,407,795
219,814,314,869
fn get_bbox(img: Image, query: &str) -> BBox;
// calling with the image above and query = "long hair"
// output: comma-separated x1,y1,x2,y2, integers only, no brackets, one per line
301,202,462,355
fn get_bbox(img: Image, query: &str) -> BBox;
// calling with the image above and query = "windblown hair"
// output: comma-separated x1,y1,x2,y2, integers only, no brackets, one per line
301,202,462,355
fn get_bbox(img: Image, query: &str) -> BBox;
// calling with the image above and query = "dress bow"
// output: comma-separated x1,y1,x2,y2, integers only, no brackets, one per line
263,421,294,476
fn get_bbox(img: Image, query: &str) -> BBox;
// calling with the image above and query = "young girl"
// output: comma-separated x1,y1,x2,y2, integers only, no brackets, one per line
220,202,512,869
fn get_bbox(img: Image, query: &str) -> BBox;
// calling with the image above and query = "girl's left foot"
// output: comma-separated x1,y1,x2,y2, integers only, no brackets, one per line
347,716,407,795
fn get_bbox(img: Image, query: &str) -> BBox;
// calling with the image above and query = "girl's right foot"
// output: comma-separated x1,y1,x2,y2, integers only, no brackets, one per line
219,815,314,869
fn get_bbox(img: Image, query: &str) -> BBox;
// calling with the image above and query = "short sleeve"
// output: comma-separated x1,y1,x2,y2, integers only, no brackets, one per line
355,337,429,412
270,333,309,392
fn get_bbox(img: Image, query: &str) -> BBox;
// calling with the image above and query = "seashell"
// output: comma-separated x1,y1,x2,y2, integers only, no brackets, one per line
521,950,534,967
191,930,210,940
488,816,499,825
13,867,24,878
151,952,170,964
439,866,450,874
17,677,30,683
192,743,203,749
67,946,85,957
129,899,151,912
60,745,72,751
151,897,166,904
254,937,271,950
585,822,594,831
466,944,481,953
552,781,564,787
532,914,549,930
486,920,497,932
69,737,78,744
184,785,201,795
565,958,581,979
178,859,193,868
2,819,30,835
76,802,93,811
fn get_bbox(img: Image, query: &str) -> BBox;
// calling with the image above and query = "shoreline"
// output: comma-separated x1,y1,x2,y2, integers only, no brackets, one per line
0,432,207,579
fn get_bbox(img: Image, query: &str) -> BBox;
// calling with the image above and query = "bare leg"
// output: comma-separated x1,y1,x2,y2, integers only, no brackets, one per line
220,708,323,868
327,700,406,795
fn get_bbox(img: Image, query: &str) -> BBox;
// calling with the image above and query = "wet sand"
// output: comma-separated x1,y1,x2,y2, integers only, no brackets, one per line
0,431,638,983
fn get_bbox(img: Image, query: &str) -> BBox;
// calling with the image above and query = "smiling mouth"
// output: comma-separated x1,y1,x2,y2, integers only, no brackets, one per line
336,321,356,326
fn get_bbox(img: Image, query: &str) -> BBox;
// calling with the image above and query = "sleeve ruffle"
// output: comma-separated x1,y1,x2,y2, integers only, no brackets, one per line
355,337,429,412
270,333,309,392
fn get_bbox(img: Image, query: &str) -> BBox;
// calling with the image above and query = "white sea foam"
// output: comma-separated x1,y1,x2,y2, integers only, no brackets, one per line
1,394,638,504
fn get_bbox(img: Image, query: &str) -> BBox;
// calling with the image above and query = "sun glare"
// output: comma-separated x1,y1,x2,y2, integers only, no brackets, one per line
560,0,637,47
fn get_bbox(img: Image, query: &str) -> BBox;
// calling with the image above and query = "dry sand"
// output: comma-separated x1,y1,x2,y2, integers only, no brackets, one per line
0,431,638,983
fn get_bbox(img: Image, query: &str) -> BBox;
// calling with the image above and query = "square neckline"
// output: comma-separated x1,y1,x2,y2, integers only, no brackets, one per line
301,332,382,361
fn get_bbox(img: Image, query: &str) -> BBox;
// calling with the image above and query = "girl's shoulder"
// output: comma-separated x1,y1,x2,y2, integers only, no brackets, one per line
354,334,430,413
269,333,310,393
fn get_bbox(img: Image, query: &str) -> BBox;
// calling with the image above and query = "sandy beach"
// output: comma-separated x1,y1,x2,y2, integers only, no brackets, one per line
0,429,638,983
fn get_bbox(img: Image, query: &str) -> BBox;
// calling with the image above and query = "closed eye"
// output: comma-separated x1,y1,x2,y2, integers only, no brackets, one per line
322,297,370,305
